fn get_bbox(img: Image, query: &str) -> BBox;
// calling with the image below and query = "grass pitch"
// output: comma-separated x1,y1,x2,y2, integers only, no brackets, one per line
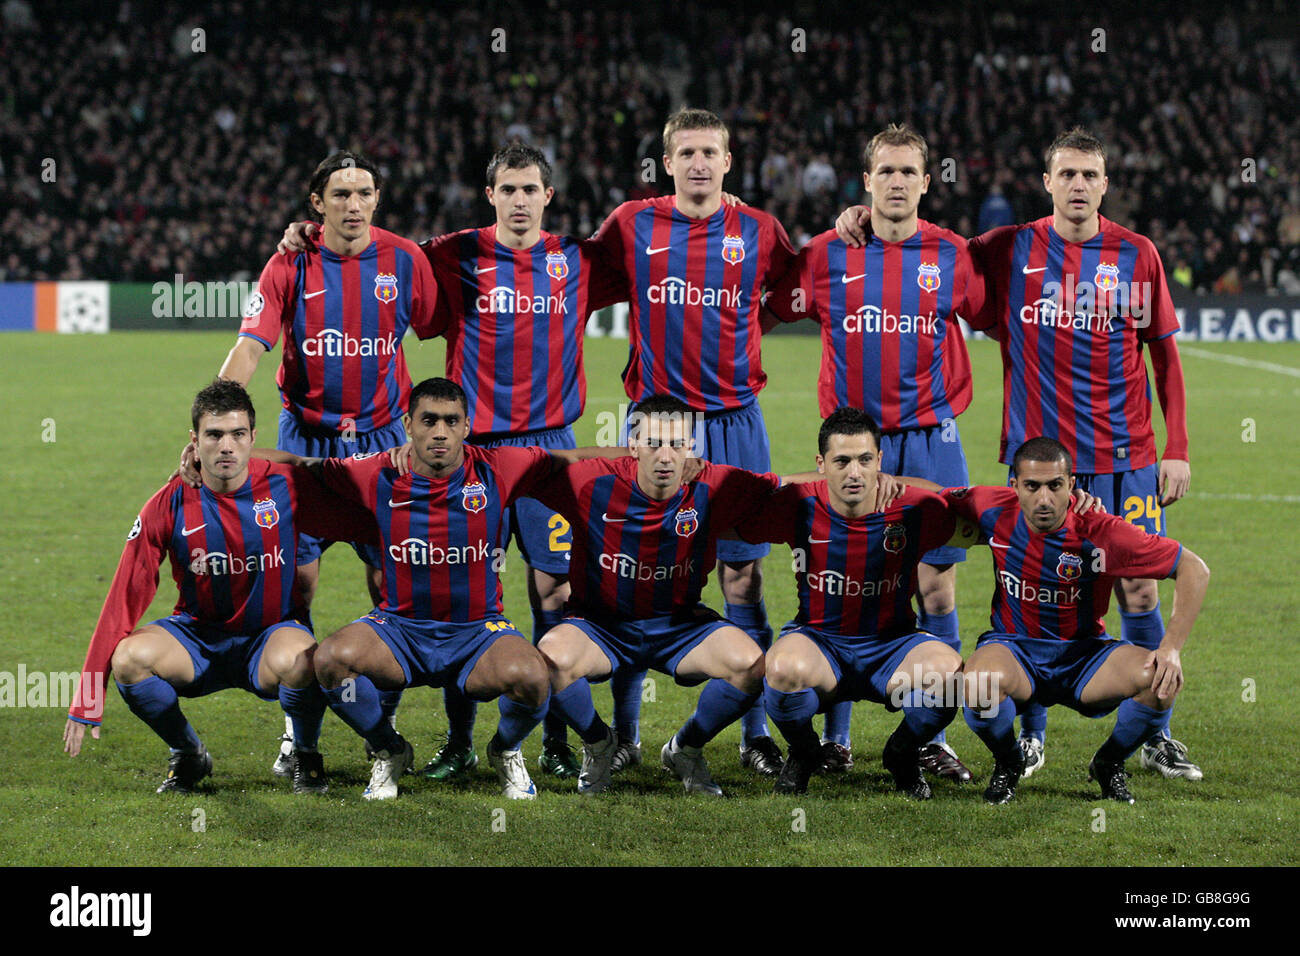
1,331,1296,866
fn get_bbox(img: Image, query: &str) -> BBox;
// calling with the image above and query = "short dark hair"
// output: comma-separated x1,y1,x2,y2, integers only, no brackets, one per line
193,379,255,432
627,394,696,443
308,150,383,213
409,377,468,417
1044,127,1106,174
486,143,553,190
1012,436,1073,477
818,406,881,456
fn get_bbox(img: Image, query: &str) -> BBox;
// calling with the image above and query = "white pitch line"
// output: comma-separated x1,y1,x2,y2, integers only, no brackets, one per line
1185,491,1300,504
1180,346,1300,378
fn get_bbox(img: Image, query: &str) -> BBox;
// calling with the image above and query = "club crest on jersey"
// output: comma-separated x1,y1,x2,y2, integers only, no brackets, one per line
373,273,399,303
1094,263,1120,292
461,482,488,513
1056,552,1083,580
883,522,907,553
545,253,569,280
917,262,941,293
721,234,745,265
675,508,699,537
254,497,280,529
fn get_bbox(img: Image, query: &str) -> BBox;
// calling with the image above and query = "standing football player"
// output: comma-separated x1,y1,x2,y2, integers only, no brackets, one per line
768,124,981,783
63,381,379,795
590,108,798,777
222,150,439,776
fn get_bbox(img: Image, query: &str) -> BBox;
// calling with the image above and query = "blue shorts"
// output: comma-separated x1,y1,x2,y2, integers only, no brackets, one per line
1076,464,1166,537
623,400,772,564
479,425,575,576
278,408,406,568
782,623,944,708
880,422,970,565
976,632,1128,718
564,606,739,686
153,613,312,700
356,610,521,693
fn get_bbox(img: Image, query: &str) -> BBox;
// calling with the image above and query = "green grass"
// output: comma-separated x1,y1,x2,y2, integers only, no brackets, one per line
1,332,1297,866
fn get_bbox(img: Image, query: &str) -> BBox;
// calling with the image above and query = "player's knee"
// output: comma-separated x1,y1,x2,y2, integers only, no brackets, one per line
313,637,356,688
731,644,765,691
1117,578,1158,613
111,637,154,683
273,641,317,689
537,634,580,686
764,651,808,692
499,650,550,707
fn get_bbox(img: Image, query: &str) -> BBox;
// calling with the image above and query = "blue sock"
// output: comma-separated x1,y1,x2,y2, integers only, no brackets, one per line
322,676,402,754
763,681,821,753
900,689,955,747
443,683,477,750
533,607,569,749
116,677,202,753
964,696,1020,764
549,679,608,744
727,601,772,743
278,683,326,751
916,609,961,746
1100,699,1168,763
493,694,549,752
378,688,403,720
1018,700,1047,745
611,668,645,744
1120,604,1172,739
678,679,758,748
822,699,853,747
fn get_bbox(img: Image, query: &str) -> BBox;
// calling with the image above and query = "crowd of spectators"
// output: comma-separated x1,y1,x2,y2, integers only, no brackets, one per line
3,0,1298,294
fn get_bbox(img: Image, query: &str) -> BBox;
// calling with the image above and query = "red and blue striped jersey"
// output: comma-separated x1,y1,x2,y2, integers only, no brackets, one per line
240,226,439,433
422,226,625,438
737,485,971,638
73,460,378,722
967,216,1184,473
316,445,559,621
534,456,781,620
766,222,980,430
592,196,796,412
943,486,1182,641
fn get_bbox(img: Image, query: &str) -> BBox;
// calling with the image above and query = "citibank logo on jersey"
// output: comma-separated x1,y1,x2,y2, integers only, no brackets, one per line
599,552,696,581
301,329,399,357
806,569,904,597
646,277,741,309
1019,274,1153,331
476,286,569,315
189,547,285,576
388,538,506,569
840,304,940,335
997,569,1082,605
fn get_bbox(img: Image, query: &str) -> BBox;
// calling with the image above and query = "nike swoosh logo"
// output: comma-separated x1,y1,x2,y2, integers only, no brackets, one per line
841,273,867,284
808,537,832,544
388,499,415,508
474,265,497,274
304,289,326,299
181,523,206,536
1022,266,1048,274
645,246,671,255
989,540,1011,549
602,513,627,522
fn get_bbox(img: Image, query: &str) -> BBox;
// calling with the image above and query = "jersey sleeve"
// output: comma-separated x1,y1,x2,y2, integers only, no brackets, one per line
419,233,460,339
237,254,293,350
733,481,803,545
69,487,173,725
288,465,380,546
1134,238,1180,342
706,464,784,531
915,492,979,552
580,238,629,313
764,244,817,324
954,240,987,325
1094,515,1183,579
407,242,441,340
763,214,799,290
964,228,1015,332
484,446,566,505
590,205,628,270
314,454,382,510
527,456,607,519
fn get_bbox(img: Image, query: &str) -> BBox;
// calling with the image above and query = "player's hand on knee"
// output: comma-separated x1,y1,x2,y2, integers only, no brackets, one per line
1147,647,1183,701
834,205,871,247
176,440,200,488
276,220,318,256
1158,459,1190,507
387,441,414,475
63,718,99,757
1070,490,1106,514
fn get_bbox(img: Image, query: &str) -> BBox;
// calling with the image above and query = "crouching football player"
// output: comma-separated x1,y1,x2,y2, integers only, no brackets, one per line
62,381,379,795
952,438,1209,804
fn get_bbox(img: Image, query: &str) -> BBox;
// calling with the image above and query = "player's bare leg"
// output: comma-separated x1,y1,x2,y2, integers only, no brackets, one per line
1114,576,1200,779
463,633,551,799
538,623,617,793
720,558,782,773
913,562,972,781
763,631,837,794
258,625,330,793
962,644,1033,803
111,626,210,792
661,626,764,796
